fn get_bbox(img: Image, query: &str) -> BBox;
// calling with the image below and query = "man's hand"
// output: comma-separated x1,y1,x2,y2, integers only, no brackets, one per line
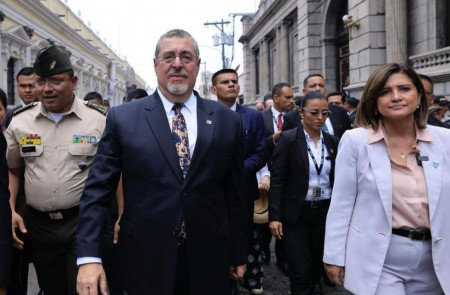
113,217,121,244
269,221,283,240
324,263,345,286
11,211,27,250
0,286,7,295
258,176,270,191
272,131,282,143
229,265,246,280
77,263,108,295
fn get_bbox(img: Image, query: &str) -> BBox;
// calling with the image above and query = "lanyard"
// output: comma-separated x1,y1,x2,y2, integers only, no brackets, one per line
306,138,325,177
272,114,282,131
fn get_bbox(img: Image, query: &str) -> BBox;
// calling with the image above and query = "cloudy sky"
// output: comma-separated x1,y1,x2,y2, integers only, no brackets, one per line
66,0,260,88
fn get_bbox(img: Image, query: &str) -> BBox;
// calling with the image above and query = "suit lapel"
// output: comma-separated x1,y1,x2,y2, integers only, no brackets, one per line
367,141,393,226
296,128,310,175
262,109,275,135
144,94,183,181
419,140,443,220
183,96,215,185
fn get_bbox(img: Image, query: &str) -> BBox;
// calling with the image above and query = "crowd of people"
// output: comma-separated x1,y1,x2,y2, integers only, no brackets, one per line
0,28,449,295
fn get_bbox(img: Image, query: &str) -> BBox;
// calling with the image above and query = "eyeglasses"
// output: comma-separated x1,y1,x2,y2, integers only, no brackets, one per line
35,79,67,88
302,109,331,117
18,83,34,90
157,51,197,64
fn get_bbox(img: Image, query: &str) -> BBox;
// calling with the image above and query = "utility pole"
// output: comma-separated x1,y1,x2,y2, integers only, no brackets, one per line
201,61,208,98
204,19,231,69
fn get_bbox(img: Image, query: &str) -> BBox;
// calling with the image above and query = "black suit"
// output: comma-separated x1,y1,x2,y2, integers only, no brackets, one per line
283,105,351,138
261,108,277,156
269,127,339,294
0,132,12,287
4,105,21,129
77,92,248,295
428,116,450,129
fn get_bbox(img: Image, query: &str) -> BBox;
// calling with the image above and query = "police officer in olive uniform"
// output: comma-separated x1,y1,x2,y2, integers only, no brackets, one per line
5,45,107,295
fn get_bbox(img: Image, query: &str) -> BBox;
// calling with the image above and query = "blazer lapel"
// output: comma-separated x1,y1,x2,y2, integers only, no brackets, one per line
183,96,215,185
419,140,443,220
367,141,393,226
296,128,310,175
144,94,183,181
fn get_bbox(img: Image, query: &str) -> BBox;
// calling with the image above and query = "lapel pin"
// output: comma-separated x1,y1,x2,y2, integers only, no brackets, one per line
206,120,212,125
78,161,87,171
433,162,439,169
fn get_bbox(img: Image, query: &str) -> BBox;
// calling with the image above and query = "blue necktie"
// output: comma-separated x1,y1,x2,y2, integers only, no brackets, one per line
172,103,190,178
322,122,329,133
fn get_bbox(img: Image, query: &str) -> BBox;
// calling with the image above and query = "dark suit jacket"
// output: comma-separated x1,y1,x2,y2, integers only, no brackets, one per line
269,127,339,226
0,132,12,286
283,104,351,138
261,108,276,155
77,91,248,295
235,104,267,231
428,116,450,129
4,105,21,129
236,104,267,201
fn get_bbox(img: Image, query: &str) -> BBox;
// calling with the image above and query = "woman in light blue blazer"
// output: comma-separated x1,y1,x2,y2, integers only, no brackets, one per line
323,63,450,295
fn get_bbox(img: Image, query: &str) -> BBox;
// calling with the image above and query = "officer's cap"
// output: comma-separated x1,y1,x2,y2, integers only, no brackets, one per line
33,45,73,78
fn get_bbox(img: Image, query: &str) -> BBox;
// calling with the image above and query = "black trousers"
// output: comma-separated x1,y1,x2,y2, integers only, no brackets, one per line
173,243,190,295
28,209,78,295
283,201,329,295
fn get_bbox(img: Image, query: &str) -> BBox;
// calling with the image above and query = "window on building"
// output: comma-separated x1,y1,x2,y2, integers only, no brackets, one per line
268,36,275,87
288,17,298,85
254,47,260,95
446,0,450,47
7,58,15,105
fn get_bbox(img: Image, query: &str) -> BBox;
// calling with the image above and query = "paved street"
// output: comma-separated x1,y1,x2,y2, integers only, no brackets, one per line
27,240,353,295
236,241,353,295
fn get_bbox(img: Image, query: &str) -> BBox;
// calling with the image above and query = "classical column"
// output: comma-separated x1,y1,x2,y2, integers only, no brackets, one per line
385,0,407,63
0,11,5,90
279,21,290,83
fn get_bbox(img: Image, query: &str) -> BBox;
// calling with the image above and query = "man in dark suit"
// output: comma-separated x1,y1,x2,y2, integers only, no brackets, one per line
211,68,267,294
4,67,37,129
260,82,294,275
76,29,248,295
261,82,294,156
283,74,351,138
0,132,12,295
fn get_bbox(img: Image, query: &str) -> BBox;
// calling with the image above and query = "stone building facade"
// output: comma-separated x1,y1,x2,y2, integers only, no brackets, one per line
0,0,146,107
239,0,450,105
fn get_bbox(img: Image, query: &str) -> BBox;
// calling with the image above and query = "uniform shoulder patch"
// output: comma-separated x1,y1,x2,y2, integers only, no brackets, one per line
13,102,39,117
84,100,108,115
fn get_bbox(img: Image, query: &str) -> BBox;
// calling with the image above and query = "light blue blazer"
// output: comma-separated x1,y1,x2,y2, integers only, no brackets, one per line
323,125,450,295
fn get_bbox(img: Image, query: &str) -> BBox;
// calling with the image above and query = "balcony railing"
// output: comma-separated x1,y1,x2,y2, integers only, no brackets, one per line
410,47,450,70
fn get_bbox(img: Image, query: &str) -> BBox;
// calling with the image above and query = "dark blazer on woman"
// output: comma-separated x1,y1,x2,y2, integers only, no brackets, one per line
0,132,12,286
269,126,339,226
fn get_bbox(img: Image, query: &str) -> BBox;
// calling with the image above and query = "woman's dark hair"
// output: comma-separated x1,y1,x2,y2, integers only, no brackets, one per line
300,91,327,108
0,88,7,109
355,63,428,130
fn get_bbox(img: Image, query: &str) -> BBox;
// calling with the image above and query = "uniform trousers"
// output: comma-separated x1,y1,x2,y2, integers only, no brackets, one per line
283,200,329,295
374,234,443,295
28,208,78,295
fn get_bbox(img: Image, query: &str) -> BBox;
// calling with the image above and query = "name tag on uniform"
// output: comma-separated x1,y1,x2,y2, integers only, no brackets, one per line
21,146,36,153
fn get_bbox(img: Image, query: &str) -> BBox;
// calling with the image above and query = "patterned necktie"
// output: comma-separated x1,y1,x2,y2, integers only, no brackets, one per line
277,113,283,131
172,103,190,178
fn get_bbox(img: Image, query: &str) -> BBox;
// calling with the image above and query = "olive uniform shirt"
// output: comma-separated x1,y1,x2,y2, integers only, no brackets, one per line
5,97,106,212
